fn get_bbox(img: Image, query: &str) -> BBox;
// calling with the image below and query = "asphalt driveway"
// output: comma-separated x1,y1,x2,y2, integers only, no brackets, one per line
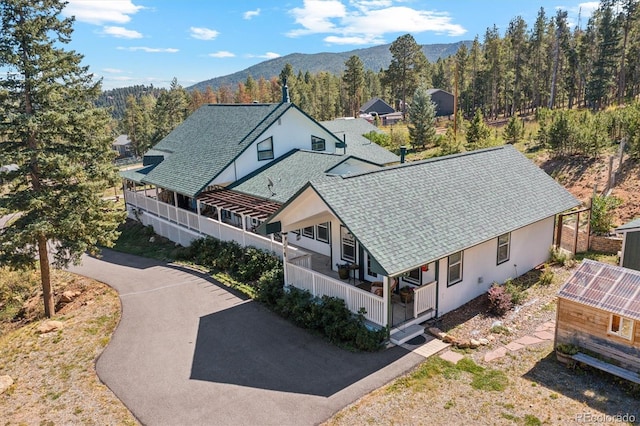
68,249,426,425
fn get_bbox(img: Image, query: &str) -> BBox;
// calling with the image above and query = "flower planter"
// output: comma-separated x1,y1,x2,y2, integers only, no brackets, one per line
338,268,350,279
399,290,413,303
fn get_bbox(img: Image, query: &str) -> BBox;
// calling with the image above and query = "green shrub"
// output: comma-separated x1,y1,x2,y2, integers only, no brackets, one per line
504,278,527,305
538,264,554,286
590,194,622,235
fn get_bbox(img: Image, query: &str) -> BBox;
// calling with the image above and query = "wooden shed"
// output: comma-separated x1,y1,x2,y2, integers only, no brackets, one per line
617,218,640,271
556,259,640,382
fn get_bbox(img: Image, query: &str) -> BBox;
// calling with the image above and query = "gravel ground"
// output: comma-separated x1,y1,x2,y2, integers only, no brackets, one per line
0,273,138,425
325,262,640,426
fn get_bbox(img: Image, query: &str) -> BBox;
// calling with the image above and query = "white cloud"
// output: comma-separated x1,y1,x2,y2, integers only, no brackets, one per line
102,26,143,39
244,8,261,20
261,52,281,59
117,46,179,53
324,35,380,45
247,52,281,59
208,51,235,58
287,0,466,44
108,76,135,81
63,0,144,25
190,27,220,41
102,68,124,73
577,1,600,15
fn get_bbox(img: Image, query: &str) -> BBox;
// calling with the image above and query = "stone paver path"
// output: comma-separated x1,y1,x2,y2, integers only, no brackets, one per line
484,320,555,363
439,350,464,364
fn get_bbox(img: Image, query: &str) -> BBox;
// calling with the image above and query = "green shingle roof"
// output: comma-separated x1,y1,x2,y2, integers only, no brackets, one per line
228,150,353,203
141,103,292,197
308,145,580,275
320,118,400,165
617,217,640,232
120,164,156,183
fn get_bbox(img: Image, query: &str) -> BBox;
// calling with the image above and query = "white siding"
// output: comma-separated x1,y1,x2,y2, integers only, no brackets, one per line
437,216,555,316
209,108,338,186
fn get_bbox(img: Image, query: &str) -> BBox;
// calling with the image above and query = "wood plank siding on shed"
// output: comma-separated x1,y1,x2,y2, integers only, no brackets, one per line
556,298,640,373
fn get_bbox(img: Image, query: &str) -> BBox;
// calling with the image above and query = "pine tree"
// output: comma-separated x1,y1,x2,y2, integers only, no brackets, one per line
152,77,189,143
408,85,437,149
0,0,126,317
383,34,428,115
466,108,491,150
343,55,365,117
503,115,525,144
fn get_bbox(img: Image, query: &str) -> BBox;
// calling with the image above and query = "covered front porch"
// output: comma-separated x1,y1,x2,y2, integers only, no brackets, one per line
285,244,437,343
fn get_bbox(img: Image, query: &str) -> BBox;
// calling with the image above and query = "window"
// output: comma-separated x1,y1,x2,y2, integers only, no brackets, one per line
404,268,420,284
341,226,355,262
609,314,634,340
311,135,325,151
257,137,274,161
497,233,510,265
316,222,329,243
367,255,377,278
448,251,463,286
302,226,314,239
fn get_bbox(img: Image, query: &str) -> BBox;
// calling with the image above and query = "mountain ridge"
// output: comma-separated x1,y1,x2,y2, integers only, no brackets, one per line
187,40,472,92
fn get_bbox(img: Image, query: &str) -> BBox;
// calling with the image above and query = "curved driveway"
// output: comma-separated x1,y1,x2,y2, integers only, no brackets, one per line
69,249,425,426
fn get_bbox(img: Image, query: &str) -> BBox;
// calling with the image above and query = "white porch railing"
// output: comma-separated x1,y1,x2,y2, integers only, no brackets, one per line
289,253,312,269
285,262,385,326
124,189,308,259
414,281,437,319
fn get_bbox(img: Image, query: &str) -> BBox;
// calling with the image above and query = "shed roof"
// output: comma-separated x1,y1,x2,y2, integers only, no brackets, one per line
558,259,640,321
320,118,400,165
139,103,293,197
113,134,131,146
305,145,580,275
617,218,640,233
359,97,394,114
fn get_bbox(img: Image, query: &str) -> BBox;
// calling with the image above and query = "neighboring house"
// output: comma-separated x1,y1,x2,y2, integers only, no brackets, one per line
556,259,640,382
359,97,395,116
426,89,455,117
617,218,640,271
113,135,133,157
262,145,579,343
0,164,18,184
320,117,400,165
379,111,404,126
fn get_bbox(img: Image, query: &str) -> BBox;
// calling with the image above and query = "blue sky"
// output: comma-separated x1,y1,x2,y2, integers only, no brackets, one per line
61,0,601,90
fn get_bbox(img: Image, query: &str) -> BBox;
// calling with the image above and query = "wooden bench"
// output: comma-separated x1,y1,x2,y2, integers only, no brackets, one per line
572,352,640,385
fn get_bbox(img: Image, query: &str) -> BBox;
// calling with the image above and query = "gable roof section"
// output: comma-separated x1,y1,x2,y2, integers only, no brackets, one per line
320,118,400,165
359,97,395,114
559,259,640,320
617,218,640,233
140,103,291,197
307,145,580,275
228,150,360,204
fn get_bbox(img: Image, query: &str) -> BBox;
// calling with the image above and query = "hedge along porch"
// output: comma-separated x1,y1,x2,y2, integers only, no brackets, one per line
262,146,580,342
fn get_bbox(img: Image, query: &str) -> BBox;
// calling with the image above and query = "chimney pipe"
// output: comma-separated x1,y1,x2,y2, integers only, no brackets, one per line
282,77,290,103
400,146,406,164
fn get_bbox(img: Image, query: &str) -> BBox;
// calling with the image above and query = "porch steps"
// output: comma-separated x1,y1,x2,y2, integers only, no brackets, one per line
390,324,425,345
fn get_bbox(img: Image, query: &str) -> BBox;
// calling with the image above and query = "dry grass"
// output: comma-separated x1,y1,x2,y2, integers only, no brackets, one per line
0,271,137,425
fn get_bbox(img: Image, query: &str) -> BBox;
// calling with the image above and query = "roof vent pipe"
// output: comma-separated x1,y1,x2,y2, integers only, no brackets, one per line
282,78,290,103
400,146,406,164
